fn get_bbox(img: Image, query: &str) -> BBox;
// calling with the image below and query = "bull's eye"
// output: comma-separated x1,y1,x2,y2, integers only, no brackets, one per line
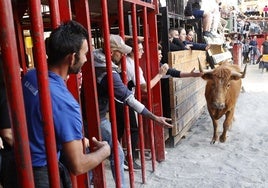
227,83,230,88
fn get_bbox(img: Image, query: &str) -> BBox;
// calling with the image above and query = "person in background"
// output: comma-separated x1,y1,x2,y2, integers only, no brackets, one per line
171,27,210,51
158,43,203,78
186,29,195,42
263,5,268,17
93,34,172,187
249,36,259,64
184,0,214,38
256,35,268,64
261,35,268,56
0,50,19,188
115,38,168,170
22,20,110,187
169,28,187,51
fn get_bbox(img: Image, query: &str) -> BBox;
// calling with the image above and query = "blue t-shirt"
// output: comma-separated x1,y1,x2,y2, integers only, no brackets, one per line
22,69,83,167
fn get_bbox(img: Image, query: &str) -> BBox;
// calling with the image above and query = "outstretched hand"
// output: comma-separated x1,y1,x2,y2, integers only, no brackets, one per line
156,116,173,128
190,68,203,77
159,63,169,76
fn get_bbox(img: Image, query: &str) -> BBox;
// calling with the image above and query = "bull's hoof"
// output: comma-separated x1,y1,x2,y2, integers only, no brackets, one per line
210,140,216,144
219,135,226,142
210,136,218,144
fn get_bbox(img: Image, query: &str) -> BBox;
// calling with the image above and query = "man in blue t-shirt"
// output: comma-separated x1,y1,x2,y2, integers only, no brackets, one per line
22,20,110,187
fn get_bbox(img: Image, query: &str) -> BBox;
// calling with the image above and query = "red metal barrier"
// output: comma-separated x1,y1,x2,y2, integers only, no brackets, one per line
142,6,157,172
28,0,61,187
101,0,122,187
0,0,164,187
0,1,35,187
131,4,147,184
118,0,136,187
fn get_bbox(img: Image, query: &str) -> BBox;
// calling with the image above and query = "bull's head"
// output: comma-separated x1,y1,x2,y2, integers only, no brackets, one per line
199,61,247,110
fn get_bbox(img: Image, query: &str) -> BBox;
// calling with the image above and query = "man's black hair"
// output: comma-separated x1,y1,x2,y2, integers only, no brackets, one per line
45,20,88,66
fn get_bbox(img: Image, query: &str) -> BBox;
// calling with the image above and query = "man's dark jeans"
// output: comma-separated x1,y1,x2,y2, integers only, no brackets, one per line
33,162,72,188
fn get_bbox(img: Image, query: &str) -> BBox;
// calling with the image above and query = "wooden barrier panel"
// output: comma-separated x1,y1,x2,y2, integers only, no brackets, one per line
162,50,207,147
168,50,207,72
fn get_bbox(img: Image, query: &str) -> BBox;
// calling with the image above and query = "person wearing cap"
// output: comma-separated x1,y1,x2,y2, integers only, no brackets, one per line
93,34,172,187
115,38,169,170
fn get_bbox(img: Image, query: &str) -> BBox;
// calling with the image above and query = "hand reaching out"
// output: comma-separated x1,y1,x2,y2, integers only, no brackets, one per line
155,116,173,128
159,63,169,76
190,68,203,77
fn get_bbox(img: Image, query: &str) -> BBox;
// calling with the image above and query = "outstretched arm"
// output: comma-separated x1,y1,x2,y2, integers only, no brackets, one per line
179,68,203,78
141,63,169,92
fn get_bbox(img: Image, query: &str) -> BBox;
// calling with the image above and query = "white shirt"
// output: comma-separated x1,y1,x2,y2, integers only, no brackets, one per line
126,56,146,93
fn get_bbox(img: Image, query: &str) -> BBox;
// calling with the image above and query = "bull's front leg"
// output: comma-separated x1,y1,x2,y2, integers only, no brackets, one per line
220,110,234,143
211,118,218,144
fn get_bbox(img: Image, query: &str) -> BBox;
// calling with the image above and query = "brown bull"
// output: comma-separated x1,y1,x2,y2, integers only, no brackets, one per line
200,62,247,144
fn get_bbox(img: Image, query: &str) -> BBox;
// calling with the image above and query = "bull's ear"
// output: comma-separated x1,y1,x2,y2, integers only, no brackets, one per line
201,73,213,80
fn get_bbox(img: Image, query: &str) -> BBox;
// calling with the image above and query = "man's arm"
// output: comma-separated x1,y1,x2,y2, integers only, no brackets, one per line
62,137,110,175
0,128,13,147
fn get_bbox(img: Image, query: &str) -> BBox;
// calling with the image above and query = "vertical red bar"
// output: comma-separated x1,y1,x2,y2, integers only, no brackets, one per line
148,6,166,162
56,1,81,187
49,0,61,29
13,6,27,73
142,7,157,172
131,4,147,183
28,0,61,187
0,1,35,188
73,0,107,187
59,0,72,22
118,0,135,187
101,0,122,187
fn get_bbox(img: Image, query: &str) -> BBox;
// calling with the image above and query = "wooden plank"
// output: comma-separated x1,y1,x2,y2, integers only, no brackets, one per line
165,107,205,147
164,50,208,144
207,44,223,56
171,93,206,136
168,50,207,72
211,51,232,64
169,78,205,108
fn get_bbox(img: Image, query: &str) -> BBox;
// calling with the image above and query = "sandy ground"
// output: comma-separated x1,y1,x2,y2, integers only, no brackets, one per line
106,63,268,188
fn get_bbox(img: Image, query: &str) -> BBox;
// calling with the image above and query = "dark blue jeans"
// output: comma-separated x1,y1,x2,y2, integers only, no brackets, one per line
0,149,19,188
33,162,72,188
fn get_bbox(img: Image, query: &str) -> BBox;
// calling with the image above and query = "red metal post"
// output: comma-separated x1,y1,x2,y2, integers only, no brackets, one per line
49,0,61,29
0,1,35,187
57,1,81,187
73,0,108,187
118,0,135,186
142,7,157,172
148,6,166,162
101,0,122,187
131,4,147,183
28,0,61,187
233,43,242,66
59,0,72,22
12,5,27,73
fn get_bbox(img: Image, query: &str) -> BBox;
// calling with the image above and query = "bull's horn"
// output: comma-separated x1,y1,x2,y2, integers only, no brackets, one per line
241,64,247,78
198,57,204,73
231,71,242,78
231,64,247,78
198,57,213,74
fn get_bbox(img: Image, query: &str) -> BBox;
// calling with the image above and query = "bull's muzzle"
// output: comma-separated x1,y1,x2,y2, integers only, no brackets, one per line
212,102,225,110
